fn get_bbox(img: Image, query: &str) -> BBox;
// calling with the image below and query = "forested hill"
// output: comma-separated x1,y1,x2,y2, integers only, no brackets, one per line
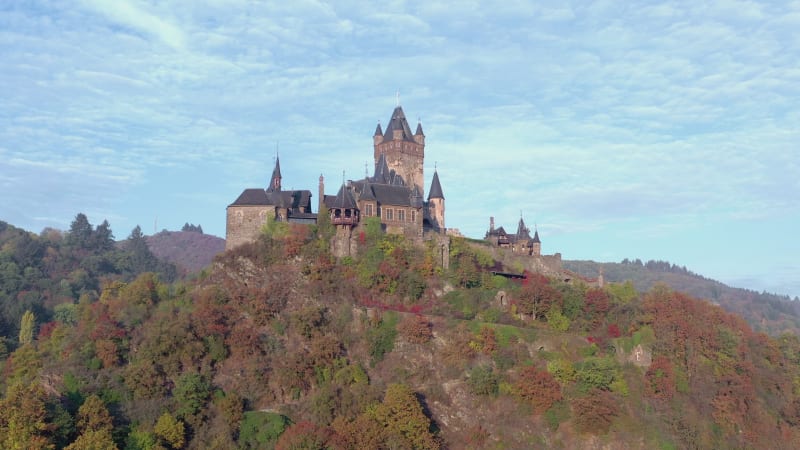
0,215,177,345
564,259,800,336
2,218,800,449
145,230,225,274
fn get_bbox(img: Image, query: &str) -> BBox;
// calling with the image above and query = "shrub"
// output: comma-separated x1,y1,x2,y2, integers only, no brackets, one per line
467,365,499,396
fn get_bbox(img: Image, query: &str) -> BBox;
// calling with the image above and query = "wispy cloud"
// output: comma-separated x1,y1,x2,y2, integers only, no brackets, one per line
0,0,798,296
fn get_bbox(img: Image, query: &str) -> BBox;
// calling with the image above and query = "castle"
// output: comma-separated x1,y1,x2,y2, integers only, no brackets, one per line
225,104,446,255
484,216,541,256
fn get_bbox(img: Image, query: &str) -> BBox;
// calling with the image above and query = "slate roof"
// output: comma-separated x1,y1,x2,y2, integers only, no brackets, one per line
533,230,541,244
360,179,376,201
383,106,415,142
415,121,424,136
331,184,357,209
428,170,444,200
230,189,270,205
267,157,282,193
229,188,312,210
516,217,532,241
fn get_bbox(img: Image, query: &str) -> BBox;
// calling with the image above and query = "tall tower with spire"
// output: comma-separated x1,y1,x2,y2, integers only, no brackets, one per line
427,169,445,231
267,155,282,192
373,105,425,197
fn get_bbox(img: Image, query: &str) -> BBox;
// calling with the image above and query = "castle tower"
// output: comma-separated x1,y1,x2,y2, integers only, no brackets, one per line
330,182,359,257
427,169,445,231
267,156,282,192
532,228,541,256
373,106,425,196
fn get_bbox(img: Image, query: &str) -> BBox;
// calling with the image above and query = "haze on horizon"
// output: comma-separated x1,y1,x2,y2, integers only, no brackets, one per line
1,1,798,298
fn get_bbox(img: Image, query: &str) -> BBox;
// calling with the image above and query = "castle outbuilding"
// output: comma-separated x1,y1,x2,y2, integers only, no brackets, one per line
225,156,317,251
485,216,541,256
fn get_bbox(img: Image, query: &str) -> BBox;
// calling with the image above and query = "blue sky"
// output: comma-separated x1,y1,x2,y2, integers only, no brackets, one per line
1,1,798,298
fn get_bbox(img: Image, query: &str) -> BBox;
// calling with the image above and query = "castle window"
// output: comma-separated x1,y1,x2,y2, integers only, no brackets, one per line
365,204,373,217
385,209,394,221
398,210,405,222
411,210,416,222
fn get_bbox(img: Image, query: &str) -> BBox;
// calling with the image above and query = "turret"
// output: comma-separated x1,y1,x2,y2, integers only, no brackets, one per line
267,156,282,192
414,120,425,145
532,229,541,256
374,122,383,146
427,169,445,231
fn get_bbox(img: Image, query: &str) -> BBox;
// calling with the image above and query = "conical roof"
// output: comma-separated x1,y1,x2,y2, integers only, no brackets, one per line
267,156,282,192
428,170,444,200
415,121,424,136
374,122,383,136
532,230,541,244
360,179,376,201
383,106,415,141
331,184,357,209
373,153,390,184
516,217,532,240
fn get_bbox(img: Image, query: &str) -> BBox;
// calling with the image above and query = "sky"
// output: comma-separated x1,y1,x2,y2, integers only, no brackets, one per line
1,0,798,298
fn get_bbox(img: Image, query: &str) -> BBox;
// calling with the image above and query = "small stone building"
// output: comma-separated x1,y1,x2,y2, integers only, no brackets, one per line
225,157,316,251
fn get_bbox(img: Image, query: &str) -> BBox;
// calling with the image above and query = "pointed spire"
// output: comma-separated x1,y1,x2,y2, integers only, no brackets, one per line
415,120,424,136
532,229,541,243
384,105,414,141
374,152,390,184
361,177,376,201
428,169,444,200
332,183,357,209
374,121,383,136
516,216,532,240
267,155,282,192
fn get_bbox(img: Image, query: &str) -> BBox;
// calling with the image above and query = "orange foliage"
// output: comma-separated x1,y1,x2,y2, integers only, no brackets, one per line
515,366,562,413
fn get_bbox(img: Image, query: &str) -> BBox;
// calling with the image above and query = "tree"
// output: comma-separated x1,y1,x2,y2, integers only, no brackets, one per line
66,213,93,250
572,389,619,434
154,412,185,449
0,383,54,449
515,366,562,413
76,394,113,433
397,315,433,344
517,274,561,320
368,383,439,449
275,421,332,450
174,373,211,420
19,309,35,345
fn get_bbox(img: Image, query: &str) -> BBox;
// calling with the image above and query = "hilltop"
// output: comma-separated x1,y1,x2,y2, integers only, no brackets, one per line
145,230,225,274
564,259,800,336
2,218,800,448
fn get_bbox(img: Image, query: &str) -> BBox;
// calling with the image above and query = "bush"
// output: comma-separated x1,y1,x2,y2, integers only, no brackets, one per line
467,365,499,396
238,411,290,449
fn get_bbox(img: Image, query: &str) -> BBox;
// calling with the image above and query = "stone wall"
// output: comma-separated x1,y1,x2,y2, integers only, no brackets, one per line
225,205,271,251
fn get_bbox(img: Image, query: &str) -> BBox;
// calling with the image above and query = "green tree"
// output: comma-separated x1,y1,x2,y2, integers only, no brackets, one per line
368,383,439,449
154,412,185,449
18,309,35,345
174,373,211,420
0,382,54,449
66,213,93,250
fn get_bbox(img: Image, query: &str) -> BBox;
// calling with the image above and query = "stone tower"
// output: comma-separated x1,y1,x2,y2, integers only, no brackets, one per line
532,229,541,256
329,183,359,257
427,169,445,231
373,106,425,196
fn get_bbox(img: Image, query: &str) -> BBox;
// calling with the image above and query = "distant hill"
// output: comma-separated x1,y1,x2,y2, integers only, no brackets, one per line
564,259,800,336
145,230,225,274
